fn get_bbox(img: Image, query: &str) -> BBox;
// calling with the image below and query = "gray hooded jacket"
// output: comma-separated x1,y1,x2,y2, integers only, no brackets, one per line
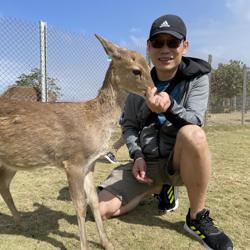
121,56,211,160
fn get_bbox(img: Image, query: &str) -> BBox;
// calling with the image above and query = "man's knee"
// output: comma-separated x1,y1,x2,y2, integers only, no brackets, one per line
98,189,122,220
177,125,207,150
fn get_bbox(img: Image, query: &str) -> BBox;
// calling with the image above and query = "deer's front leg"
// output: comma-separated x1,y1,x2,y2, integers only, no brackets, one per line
84,166,114,250
64,161,88,250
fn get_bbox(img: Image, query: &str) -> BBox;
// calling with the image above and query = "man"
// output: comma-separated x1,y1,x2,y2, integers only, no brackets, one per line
98,14,233,250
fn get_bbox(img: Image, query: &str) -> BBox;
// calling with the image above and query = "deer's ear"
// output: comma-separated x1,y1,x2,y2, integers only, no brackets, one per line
95,34,120,57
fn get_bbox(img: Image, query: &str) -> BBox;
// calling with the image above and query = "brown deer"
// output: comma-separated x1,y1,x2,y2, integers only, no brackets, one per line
0,85,39,101
0,35,153,250
0,85,57,102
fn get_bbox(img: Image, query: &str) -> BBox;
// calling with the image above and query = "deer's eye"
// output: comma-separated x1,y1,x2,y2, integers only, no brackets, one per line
133,69,141,76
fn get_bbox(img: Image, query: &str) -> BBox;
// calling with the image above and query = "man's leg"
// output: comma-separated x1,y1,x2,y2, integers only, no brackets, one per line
98,162,162,220
173,125,233,249
173,125,211,218
99,189,152,220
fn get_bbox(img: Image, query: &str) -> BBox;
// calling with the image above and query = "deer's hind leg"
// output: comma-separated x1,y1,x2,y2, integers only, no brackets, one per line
0,166,21,224
84,165,114,250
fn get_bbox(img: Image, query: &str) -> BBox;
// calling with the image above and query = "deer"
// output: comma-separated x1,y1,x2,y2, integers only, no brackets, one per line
0,85,39,102
0,85,57,102
0,35,153,250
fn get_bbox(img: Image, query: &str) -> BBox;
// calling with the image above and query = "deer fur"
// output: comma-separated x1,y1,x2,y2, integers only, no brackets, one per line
0,85,57,102
0,35,153,250
0,85,39,101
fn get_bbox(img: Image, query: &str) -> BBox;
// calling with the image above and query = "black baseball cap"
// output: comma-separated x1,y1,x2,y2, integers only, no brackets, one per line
148,14,187,40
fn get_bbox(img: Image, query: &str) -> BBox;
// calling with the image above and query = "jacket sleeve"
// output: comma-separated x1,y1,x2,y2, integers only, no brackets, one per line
165,74,209,128
121,94,144,160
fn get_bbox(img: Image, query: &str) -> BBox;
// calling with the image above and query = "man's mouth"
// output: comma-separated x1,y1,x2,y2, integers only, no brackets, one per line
159,56,173,62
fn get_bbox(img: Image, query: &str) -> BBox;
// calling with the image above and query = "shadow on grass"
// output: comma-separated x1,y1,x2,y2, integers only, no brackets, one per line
117,198,196,241
56,186,197,245
0,202,101,250
57,186,71,201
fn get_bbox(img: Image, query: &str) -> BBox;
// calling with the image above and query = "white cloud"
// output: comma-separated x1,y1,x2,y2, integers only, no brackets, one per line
226,0,250,22
129,35,146,49
130,27,141,33
187,1,250,67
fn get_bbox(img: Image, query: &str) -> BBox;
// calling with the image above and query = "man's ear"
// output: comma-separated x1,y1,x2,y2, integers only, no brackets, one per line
95,34,120,58
182,40,189,55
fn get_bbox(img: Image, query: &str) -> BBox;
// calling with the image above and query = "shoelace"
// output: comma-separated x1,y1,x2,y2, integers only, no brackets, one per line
197,210,219,234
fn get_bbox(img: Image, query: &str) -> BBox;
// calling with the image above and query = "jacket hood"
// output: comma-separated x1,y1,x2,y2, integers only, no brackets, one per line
151,56,211,82
179,56,211,78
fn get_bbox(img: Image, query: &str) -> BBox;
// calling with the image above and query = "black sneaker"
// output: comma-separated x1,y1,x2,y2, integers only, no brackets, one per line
154,184,179,213
104,152,117,164
184,208,233,250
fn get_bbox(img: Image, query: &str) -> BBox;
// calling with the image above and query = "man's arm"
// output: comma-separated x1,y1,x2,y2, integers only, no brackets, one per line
145,74,209,128
121,94,144,160
165,74,209,128
121,94,153,185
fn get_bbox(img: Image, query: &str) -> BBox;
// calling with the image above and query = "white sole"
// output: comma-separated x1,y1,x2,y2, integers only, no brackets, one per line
104,155,118,164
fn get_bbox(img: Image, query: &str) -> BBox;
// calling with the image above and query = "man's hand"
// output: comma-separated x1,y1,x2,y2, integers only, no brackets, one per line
145,86,171,113
132,158,153,184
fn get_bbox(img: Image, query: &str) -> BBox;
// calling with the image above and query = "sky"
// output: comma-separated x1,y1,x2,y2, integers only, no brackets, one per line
0,0,249,100
0,0,249,66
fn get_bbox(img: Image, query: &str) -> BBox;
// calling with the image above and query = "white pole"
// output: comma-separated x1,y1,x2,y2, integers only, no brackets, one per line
241,64,247,125
204,54,212,126
39,21,47,102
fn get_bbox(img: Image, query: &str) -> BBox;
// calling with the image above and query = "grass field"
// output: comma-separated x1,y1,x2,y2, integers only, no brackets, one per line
206,111,250,125
0,125,249,250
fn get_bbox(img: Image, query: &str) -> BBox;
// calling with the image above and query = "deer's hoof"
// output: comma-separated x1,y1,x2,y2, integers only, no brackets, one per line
104,241,114,250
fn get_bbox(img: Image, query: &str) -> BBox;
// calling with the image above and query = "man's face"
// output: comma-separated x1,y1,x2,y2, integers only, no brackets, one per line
147,34,189,76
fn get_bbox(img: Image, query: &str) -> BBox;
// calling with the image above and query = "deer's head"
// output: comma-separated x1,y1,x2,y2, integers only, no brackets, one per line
96,35,153,97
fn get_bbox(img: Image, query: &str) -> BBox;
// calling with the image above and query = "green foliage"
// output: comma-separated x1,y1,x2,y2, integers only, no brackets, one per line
15,68,61,100
211,60,245,99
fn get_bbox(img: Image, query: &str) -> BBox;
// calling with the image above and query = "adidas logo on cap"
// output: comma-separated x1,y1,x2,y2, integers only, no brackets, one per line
159,20,170,28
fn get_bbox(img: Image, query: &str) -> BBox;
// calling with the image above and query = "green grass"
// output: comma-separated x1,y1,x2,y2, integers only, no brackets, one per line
0,125,249,250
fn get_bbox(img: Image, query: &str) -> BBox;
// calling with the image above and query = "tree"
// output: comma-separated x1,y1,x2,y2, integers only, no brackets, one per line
211,60,244,99
15,68,61,101
210,60,250,112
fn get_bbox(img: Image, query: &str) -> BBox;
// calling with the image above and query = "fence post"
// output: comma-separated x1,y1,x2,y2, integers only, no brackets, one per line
39,21,48,102
204,54,212,126
146,50,152,68
241,64,247,125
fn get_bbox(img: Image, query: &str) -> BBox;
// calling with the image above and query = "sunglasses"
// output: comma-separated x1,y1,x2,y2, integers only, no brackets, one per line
150,38,182,49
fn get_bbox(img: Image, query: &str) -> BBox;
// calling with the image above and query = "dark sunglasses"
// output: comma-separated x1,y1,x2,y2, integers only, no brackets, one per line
150,38,182,49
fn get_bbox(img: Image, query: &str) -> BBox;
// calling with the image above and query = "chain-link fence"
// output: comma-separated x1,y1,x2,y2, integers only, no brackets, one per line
205,55,250,126
0,16,249,125
0,16,110,102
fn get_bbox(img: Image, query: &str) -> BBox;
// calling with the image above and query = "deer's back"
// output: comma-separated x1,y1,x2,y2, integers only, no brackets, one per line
0,86,39,101
0,101,109,170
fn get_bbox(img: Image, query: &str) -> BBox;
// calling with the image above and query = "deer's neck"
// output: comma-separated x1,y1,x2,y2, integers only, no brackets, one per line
96,66,126,123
